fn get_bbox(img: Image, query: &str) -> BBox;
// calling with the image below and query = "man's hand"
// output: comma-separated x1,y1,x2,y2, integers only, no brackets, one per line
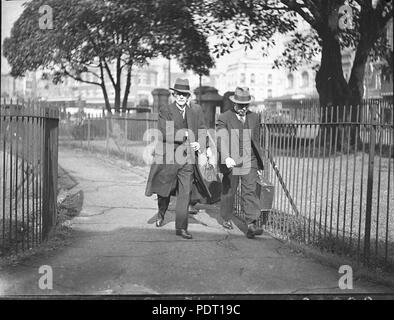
206,147,213,159
225,157,236,168
190,142,200,152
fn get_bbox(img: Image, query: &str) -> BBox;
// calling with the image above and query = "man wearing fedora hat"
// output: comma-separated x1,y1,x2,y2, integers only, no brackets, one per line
216,87,264,238
145,78,209,239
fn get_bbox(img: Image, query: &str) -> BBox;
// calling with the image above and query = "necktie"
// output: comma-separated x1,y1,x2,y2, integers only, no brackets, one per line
239,114,245,123
179,107,185,119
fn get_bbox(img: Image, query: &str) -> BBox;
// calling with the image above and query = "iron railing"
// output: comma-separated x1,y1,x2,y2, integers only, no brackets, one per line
59,113,157,162
235,100,393,269
0,100,59,256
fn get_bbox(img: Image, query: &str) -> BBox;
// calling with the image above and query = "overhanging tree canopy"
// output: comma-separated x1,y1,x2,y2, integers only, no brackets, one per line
3,0,215,113
199,0,393,109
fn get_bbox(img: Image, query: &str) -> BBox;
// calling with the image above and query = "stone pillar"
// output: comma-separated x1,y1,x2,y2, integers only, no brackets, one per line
151,88,170,113
194,86,223,128
222,91,235,113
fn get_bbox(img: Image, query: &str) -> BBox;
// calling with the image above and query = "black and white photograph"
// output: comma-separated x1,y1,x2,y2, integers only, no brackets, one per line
0,0,393,304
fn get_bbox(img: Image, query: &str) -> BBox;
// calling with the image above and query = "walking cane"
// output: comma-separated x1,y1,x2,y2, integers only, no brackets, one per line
265,148,300,218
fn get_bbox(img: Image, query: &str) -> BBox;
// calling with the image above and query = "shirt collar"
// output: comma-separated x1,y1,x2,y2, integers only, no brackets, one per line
176,102,189,111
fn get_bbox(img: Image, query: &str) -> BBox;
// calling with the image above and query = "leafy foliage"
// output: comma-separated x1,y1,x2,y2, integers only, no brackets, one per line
3,0,214,112
201,0,392,70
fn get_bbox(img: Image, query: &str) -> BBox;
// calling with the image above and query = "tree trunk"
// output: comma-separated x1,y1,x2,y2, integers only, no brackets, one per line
101,84,112,115
99,60,112,115
316,32,350,111
122,65,132,114
114,57,122,114
315,31,352,151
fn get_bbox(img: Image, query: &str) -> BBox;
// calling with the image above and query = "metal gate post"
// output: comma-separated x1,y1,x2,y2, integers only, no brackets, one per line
42,109,50,239
364,103,376,265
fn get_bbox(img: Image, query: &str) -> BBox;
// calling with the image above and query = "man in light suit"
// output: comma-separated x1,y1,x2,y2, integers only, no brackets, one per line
216,87,264,238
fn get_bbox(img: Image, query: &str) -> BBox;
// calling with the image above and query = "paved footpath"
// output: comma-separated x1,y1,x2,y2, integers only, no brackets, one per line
1,148,393,296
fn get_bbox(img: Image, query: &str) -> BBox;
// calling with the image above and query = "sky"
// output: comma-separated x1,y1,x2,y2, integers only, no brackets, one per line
0,0,285,76
1,0,26,73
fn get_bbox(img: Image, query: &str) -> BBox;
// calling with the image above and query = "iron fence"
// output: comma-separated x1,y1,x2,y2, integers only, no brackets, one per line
1,99,59,256
59,113,157,163
235,100,393,269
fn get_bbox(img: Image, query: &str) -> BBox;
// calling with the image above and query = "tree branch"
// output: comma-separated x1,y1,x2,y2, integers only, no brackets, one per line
85,70,100,79
104,61,116,87
62,68,101,86
281,0,318,28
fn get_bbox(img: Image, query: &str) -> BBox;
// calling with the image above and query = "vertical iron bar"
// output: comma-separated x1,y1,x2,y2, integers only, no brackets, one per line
364,103,376,265
300,109,308,242
375,105,383,261
336,106,346,245
273,124,279,233
26,111,30,249
349,105,360,251
284,122,291,237
14,114,19,253
385,118,392,263
318,106,328,241
87,113,91,152
9,113,13,251
106,116,109,156
312,106,321,242
2,110,6,249
305,106,313,243
358,102,367,262
125,114,128,161
342,106,353,249
21,114,25,251
329,106,339,239
32,105,36,247
286,122,294,236
278,122,284,228
324,106,334,241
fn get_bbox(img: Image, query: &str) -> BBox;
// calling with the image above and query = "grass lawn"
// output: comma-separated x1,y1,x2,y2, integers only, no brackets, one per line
265,152,394,265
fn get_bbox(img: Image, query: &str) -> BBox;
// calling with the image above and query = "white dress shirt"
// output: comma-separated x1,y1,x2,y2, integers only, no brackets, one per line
235,113,246,123
176,103,188,119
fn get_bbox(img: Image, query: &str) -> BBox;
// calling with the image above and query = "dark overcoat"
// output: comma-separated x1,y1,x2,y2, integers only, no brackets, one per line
216,109,265,173
145,102,211,198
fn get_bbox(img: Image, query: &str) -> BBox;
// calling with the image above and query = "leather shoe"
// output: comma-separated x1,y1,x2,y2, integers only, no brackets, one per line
176,229,193,239
246,223,263,239
155,213,164,227
222,220,234,230
188,204,199,215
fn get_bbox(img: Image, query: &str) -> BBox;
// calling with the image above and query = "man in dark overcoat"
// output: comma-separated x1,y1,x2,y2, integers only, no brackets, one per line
145,78,209,239
216,87,264,238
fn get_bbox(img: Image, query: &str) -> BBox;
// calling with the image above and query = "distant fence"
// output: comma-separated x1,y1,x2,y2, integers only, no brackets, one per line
59,112,157,163
1,100,59,256
235,100,393,269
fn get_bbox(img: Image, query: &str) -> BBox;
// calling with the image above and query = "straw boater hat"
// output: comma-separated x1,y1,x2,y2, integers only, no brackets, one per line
229,87,254,104
170,78,191,94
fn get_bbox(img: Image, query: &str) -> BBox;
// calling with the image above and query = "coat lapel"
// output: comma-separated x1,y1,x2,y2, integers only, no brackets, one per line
228,111,242,140
169,102,183,126
185,104,195,142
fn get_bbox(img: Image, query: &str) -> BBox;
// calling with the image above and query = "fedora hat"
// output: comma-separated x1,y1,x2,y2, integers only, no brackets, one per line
229,87,254,104
170,78,191,94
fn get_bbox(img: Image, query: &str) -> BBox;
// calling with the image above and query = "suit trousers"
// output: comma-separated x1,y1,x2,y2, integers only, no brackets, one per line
220,167,260,224
157,163,194,230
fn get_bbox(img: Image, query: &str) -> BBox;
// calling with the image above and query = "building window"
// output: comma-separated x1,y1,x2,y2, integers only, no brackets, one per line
301,71,309,87
250,73,255,84
153,73,158,86
240,73,245,84
287,74,294,89
267,89,272,98
267,74,272,86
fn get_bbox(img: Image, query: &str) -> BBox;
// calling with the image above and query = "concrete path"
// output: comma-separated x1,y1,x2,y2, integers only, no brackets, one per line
1,148,393,295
